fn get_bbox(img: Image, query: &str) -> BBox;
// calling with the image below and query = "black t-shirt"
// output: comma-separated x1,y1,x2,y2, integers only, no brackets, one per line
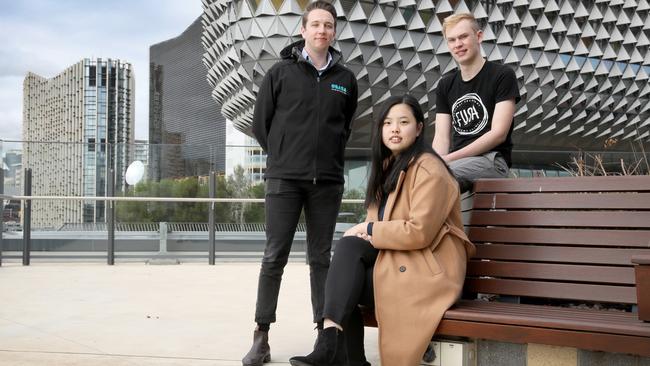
436,61,520,166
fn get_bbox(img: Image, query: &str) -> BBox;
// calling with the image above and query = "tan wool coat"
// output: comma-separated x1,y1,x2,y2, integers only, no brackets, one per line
366,153,475,365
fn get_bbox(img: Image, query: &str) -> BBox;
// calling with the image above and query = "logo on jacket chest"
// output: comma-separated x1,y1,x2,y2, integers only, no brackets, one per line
330,83,348,95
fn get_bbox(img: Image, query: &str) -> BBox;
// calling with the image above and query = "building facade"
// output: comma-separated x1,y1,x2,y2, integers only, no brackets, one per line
23,58,134,228
149,16,227,181
202,0,650,175
133,139,150,182
1,148,22,224
2,149,22,190
224,122,266,183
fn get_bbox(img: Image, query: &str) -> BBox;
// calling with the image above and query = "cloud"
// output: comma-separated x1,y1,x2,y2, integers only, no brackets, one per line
0,76,26,141
0,0,203,141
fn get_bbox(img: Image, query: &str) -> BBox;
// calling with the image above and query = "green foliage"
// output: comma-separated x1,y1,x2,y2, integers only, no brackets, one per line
114,166,367,225
115,166,265,224
244,181,265,223
339,189,366,223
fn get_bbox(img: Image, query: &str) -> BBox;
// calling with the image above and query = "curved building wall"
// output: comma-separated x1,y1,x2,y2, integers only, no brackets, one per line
150,16,227,180
202,0,650,167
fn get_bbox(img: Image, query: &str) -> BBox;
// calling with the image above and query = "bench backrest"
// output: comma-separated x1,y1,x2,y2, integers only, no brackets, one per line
463,175,650,306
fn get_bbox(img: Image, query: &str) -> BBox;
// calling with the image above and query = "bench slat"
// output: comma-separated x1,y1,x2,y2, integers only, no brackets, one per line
468,227,650,247
445,301,650,337
474,176,650,193
472,193,650,210
464,278,637,304
474,244,649,265
467,261,635,285
469,211,650,228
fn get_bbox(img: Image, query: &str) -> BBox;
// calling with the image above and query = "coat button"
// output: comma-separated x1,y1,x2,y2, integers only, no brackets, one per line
399,266,406,272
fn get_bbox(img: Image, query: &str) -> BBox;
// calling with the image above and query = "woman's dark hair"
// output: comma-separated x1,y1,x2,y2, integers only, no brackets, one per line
364,94,450,208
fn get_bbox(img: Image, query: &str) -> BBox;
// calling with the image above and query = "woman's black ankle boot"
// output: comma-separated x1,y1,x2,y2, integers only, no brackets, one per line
289,327,347,366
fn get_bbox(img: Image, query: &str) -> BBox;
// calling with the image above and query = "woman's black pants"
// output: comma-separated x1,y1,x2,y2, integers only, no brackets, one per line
323,235,378,365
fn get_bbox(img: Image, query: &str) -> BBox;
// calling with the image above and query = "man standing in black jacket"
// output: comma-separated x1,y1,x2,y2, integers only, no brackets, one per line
242,1,358,365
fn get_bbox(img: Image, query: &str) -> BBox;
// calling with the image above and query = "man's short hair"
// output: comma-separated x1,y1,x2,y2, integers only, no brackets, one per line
442,13,480,37
302,0,337,29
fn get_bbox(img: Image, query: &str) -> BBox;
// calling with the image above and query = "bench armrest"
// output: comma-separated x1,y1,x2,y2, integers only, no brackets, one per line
632,256,650,322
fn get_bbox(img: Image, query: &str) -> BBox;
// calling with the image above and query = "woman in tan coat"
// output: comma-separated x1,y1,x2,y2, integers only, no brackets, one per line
290,95,475,366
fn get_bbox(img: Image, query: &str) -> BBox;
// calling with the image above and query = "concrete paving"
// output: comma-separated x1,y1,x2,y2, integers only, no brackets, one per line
0,262,380,365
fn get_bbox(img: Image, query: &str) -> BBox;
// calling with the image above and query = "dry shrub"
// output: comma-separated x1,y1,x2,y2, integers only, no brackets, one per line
556,141,649,176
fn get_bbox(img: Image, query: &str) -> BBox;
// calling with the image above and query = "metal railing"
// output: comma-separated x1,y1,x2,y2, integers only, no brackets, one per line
0,170,364,266
56,222,307,232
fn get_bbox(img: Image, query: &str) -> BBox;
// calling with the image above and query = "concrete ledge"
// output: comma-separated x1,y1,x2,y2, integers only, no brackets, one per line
528,344,576,366
477,340,525,366
460,339,650,366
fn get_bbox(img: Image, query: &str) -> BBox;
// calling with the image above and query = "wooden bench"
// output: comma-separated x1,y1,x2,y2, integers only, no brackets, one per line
364,175,650,357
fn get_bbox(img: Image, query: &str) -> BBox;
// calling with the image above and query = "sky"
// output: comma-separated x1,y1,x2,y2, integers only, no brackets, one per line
0,0,204,141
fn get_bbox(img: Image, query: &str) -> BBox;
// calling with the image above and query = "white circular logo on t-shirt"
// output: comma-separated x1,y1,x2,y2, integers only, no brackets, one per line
451,93,488,135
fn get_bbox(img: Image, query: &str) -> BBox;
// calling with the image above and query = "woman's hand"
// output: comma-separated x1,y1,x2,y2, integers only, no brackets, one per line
343,222,372,243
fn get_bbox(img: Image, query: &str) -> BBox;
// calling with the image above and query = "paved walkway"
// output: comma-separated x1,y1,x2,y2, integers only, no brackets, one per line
0,263,380,365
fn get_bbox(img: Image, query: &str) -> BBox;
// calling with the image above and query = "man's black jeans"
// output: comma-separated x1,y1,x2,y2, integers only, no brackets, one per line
254,178,344,324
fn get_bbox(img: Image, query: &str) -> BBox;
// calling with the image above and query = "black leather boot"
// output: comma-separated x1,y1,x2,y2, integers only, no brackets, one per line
242,330,271,366
289,327,347,366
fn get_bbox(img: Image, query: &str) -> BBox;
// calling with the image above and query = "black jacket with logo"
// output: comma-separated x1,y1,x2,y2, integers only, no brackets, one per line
252,40,358,184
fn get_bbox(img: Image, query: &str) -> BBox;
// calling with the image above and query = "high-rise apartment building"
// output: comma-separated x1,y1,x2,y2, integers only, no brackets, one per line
1,148,22,222
225,122,266,184
23,58,134,228
149,16,226,181
134,139,149,164
2,149,22,183
134,139,150,181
